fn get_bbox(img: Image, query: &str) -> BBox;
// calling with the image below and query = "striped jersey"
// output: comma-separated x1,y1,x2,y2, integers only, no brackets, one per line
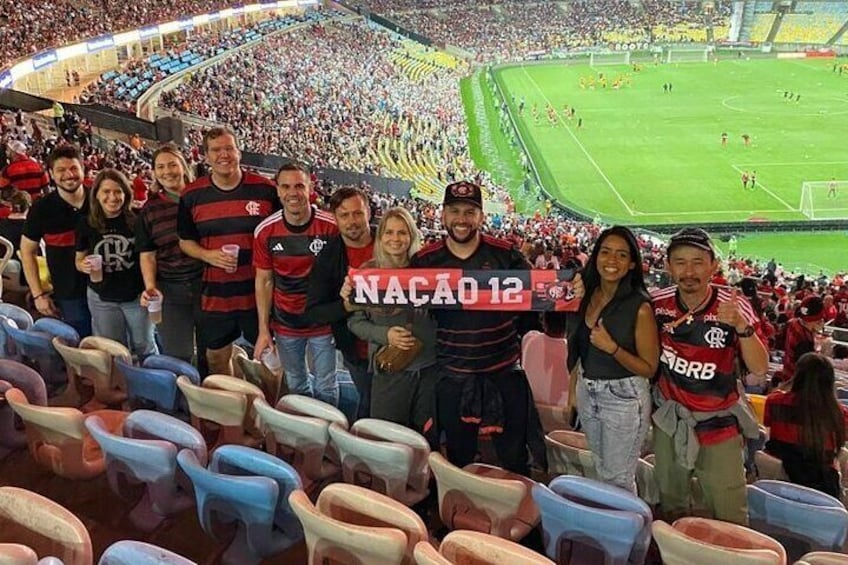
253,207,338,336
411,235,529,374
177,171,278,313
652,285,761,445
136,192,202,282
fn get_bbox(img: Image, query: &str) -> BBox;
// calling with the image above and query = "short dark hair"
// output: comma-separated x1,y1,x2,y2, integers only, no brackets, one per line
275,162,311,183
202,126,238,154
328,186,368,212
46,144,82,170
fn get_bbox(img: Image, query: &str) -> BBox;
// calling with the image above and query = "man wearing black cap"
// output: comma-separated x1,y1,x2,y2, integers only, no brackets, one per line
411,181,546,475
651,227,769,525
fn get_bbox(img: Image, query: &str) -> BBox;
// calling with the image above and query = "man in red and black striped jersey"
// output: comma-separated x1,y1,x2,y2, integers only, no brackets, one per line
254,163,339,405
20,145,91,336
411,181,549,475
177,127,278,374
0,140,49,201
652,228,769,525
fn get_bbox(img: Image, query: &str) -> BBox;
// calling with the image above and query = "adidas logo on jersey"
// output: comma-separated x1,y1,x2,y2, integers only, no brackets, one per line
272,243,285,253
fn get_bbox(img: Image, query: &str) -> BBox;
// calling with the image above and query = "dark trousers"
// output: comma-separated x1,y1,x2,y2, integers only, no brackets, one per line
56,297,91,338
157,278,205,374
344,358,372,421
436,366,534,476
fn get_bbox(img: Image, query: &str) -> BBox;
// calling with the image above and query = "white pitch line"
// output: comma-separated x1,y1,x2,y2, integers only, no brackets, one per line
519,65,636,217
636,209,790,217
729,164,797,211
733,161,848,167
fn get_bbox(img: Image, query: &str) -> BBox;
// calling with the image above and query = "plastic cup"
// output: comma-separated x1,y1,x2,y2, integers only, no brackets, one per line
87,254,103,283
147,293,163,324
221,244,240,274
261,347,282,374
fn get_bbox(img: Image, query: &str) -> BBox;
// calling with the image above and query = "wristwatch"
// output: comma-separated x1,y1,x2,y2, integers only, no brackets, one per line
736,325,755,338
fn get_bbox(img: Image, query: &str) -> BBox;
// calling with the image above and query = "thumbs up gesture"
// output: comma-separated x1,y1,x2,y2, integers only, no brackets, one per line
717,287,747,332
590,318,617,355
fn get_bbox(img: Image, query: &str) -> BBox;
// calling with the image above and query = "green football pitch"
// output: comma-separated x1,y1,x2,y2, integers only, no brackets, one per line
461,58,848,273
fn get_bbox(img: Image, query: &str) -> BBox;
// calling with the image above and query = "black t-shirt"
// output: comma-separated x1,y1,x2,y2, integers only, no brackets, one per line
76,214,143,302
21,190,89,300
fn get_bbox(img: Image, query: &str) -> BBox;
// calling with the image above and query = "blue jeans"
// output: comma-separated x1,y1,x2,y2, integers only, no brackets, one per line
55,297,92,338
87,288,157,359
576,375,651,493
276,332,338,406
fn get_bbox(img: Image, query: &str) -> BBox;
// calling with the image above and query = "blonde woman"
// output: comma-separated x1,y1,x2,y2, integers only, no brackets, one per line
344,207,438,444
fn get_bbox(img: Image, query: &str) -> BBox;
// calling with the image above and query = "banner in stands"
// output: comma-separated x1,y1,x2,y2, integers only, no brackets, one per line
349,269,581,311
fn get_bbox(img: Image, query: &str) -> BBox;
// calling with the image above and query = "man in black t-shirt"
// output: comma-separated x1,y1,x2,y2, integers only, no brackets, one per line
20,145,90,336
411,181,548,475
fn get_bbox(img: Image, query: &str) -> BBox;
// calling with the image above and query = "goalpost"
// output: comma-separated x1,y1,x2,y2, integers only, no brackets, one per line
800,180,848,220
665,46,713,63
589,51,631,67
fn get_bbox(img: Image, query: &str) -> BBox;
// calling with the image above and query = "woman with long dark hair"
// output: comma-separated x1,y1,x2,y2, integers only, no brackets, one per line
568,225,659,492
136,144,204,366
764,352,848,497
75,168,155,358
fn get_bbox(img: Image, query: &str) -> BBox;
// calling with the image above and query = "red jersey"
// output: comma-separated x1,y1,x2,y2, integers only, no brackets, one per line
780,318,814,381
765,390,848,454
652,285,762,445
253,208,338,336
834,290,848,327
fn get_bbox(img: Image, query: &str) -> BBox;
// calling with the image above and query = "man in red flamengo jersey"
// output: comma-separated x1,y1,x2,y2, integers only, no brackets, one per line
177,127,278,374
651,228,768,525
253,163,339,405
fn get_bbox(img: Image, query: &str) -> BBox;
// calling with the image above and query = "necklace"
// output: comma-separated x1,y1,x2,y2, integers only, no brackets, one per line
663,288,713,334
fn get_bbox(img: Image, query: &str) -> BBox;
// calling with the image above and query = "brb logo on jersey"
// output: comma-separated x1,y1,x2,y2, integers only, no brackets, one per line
661,346,717,381
703,327,728,349
309,238,326,256
245,201,262,216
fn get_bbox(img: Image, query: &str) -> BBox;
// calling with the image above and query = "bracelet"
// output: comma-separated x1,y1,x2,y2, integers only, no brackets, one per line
611,344,620,356
33,293,49,300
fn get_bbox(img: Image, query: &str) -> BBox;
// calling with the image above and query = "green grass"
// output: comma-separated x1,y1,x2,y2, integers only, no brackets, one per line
493,58,848,224
459,58,848,273
713,231,848,276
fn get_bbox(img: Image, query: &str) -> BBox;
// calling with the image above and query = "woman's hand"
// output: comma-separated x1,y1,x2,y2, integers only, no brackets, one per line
386,326,417,350
589,319,618,355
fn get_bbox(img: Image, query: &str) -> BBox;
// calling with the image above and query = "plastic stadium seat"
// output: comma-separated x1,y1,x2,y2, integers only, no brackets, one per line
98,540,196,564
84,410,207,532
254,397,344,492
289,489,407,565
747,480,848,559
754,451,789,481
142,355,200,384
177,445,303,565
6,387,125,479
52,336,129,410
521,331,570,432
0,303,33,360
316,483,428,564
177,375,263,450
0,487,92,565
652,518,786,565
545,430,598,479
428,452,539,541
3,318,78,390
0,360,47,459
796,552,848,565
533,475,652,565
748,394,767,426
328,418,430,506
420,531,555,565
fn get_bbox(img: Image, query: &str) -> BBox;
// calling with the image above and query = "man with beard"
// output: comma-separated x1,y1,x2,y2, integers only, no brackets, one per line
305,187,375,418
21,145,91,336
651,228,768,525
411,181,546,475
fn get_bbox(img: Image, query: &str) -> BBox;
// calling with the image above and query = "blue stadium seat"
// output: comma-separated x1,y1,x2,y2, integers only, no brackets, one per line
116,357,183,415
0,303,33,360
99,540,196,564
0,360,46,459
3,318,77,390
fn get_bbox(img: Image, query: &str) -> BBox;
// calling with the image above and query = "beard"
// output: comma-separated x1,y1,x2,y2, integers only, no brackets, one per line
446,223,478,244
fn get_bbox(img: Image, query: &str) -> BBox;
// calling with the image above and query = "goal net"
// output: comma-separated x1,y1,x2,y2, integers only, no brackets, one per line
800,180,848,220
665,47,712,63
589,51,631,67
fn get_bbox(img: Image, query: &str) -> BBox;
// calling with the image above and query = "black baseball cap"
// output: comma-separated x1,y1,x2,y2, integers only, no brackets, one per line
443,181,483,209
667,227,715,258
